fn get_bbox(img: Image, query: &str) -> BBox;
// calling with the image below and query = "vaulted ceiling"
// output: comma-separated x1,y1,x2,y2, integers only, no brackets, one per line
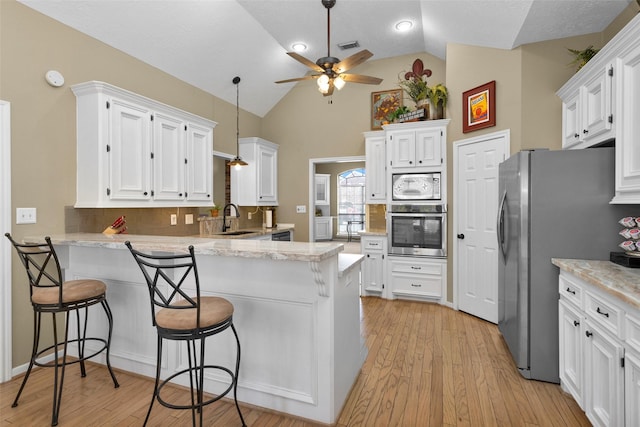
19,0,634,117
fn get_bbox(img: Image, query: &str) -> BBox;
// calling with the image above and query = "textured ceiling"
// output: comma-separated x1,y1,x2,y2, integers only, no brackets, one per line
19,0,634,117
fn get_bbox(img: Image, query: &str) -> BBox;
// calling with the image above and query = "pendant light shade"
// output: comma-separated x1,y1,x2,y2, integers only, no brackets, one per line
229,76,248,169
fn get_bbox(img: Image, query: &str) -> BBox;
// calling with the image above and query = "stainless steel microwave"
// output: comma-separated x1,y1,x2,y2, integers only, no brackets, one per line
391,172,441,201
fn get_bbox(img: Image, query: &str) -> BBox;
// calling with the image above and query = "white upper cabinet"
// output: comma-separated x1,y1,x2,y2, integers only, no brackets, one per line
384,120,449,172
231,137,278,206
364,131,386,203
560,65,614,149
72,81,216,208
315,174,330,205
557,14,640,203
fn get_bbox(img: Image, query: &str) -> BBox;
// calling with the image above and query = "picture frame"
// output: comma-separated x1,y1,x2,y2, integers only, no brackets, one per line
371,89,403,130
462,80,496,133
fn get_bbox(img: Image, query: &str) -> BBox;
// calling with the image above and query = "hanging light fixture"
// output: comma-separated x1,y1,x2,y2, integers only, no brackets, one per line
228,76,248,169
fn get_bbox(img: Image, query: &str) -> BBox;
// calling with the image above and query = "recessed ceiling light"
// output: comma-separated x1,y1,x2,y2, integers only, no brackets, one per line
292,43,307,52
395,20,413,32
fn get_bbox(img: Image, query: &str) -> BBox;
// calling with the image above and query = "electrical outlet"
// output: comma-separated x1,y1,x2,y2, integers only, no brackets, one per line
248,212,252,220
185,214,194,225
16,208,37,224
170,214,177,226
296,205,306,214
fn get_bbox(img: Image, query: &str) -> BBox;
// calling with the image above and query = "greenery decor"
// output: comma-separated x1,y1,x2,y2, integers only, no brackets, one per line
398,58,432,105
429,83,449,119
567,45,600,72
387,105,411,123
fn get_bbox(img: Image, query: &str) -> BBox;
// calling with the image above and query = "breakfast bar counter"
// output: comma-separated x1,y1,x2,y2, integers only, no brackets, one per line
26,233,365,424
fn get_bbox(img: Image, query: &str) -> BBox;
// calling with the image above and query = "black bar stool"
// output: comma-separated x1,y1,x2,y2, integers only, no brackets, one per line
125,241,246,427
5,233,119,426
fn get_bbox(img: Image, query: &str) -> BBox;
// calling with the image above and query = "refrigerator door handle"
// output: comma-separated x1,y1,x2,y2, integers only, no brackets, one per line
497,190,507,260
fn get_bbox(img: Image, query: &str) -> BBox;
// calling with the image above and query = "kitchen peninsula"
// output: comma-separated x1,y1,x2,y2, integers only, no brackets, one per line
27,233,364,424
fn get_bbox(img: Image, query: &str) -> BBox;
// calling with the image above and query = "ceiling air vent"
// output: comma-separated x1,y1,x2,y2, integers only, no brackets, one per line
337,40,359,50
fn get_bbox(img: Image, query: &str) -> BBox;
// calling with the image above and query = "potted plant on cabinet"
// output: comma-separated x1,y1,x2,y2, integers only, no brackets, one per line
210,204,221,217
398,58,432,118
429,83,449,119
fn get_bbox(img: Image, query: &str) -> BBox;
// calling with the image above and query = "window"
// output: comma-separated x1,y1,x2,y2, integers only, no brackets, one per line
337,168,366,238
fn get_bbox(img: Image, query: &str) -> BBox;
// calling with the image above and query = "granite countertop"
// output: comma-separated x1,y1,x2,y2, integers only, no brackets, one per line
25,233,344,263
552,258,640,309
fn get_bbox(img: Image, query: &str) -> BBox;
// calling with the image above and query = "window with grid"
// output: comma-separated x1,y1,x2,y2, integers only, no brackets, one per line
337,168,366,237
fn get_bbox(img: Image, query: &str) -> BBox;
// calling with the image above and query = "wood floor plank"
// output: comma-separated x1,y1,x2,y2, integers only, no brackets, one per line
0,298,591,426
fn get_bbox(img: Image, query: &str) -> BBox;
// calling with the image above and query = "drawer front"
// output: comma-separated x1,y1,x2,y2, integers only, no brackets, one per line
559,273,583,309
584,290,623,339
390,260,443,276
362,238,385,252
392,274,442,298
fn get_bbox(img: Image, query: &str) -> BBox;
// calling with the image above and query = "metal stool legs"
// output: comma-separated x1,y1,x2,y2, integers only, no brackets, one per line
11,299,120,426
143,323,246,427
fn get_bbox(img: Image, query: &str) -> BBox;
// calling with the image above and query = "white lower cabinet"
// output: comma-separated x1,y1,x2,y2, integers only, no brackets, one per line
558,270,632,427
315,217,332,241
360,236,386,296
388,256,446,303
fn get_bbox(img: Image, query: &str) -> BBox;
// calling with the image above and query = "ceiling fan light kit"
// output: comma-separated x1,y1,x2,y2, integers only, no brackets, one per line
275,0,382,97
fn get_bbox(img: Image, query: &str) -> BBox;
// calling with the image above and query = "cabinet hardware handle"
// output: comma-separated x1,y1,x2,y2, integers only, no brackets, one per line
143,191,148,196
573,320,580,327
179,193,183,197
596,307,609,317
574,133,579,138
411,284,422,287
411,266,422,270
366,254,370,258
418,160,422,164
583,129,589,134
409,161,413,164
566,287,576,295
585,331,593,337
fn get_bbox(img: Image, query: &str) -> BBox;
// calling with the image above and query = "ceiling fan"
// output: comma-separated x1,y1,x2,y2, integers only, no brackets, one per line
275,0,383,96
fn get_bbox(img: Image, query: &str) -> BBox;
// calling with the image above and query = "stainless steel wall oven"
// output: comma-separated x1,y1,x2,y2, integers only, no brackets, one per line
388,204,447,257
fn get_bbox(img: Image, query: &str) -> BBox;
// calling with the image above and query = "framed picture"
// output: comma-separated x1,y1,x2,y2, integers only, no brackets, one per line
371,89,402,130
462,80,496,133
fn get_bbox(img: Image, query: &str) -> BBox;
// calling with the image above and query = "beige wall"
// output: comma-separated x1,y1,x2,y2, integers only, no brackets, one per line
2,0,636,368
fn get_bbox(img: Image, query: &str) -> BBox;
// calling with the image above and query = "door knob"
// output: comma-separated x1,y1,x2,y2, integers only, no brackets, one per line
457,233,465,239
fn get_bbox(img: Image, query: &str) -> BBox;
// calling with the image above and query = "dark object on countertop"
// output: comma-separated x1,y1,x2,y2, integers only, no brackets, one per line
610,251,640,268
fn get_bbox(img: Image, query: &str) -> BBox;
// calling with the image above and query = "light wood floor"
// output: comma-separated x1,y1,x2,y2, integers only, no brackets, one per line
0,297,590,426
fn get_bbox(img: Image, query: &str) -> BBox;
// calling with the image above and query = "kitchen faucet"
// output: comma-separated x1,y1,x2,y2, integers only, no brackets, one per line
222,203,240,232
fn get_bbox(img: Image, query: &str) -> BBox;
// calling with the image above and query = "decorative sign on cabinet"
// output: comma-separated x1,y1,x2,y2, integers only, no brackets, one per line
231,137,278,206
72,81,216,208
557,13,640,203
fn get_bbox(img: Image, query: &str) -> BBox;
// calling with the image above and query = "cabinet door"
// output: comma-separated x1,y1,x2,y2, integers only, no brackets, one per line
365,136,386,203
315,217,332,240
389,130,416,168
315,174,330,205
257,144,277,204
614,44,640,203
582,66,613,145
584,319,624,427
626,352,640,427
185,123,213,202
152,113,185,201
109,98,152,201
362,251,384,293
559,299,584,407
562,92,582,149
415,129,442,167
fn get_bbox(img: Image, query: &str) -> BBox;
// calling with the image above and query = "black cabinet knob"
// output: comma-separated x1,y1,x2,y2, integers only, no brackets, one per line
457,233,465,239
585,331,593,338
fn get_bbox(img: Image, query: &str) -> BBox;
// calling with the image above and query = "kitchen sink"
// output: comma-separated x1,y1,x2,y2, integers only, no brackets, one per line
215,230,255,236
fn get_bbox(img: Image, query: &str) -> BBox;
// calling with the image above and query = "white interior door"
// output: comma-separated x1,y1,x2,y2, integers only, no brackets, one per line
454,130,509,323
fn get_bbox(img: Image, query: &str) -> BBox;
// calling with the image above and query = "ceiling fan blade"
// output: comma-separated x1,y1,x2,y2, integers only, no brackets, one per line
275,75,318,84
341,73,383,85
334,49,374,74
286,52,324,73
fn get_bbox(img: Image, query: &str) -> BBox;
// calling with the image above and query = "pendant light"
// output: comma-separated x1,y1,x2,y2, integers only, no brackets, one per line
228,76,248,169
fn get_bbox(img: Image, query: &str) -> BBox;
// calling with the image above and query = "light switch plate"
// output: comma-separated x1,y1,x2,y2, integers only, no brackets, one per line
16,208,37,224
185,214,194,225
296,205,306,214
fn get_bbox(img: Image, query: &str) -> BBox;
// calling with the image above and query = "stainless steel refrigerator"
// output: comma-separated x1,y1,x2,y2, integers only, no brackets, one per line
497,147,631,384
